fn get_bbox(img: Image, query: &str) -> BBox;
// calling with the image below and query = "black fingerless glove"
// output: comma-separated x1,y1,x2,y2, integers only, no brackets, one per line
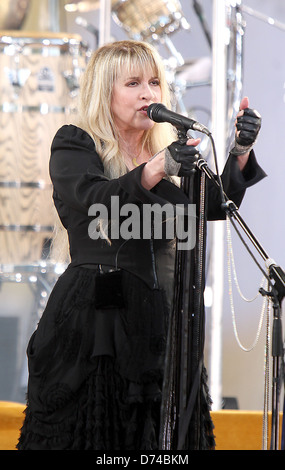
230,108,262,156
165,139,199,176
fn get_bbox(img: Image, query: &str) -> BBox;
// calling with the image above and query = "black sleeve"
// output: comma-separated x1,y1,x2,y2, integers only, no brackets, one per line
50,125,266,220
49,125,191,215
206,150,267,220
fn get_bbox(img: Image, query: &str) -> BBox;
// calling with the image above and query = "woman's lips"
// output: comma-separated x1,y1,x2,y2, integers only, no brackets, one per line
138,106,149,115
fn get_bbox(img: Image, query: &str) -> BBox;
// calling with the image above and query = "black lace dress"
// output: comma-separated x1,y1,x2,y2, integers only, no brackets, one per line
17,125,266,450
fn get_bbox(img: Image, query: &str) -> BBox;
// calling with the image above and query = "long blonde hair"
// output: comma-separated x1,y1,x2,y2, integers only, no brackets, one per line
76,39,177,178
51,40,177,262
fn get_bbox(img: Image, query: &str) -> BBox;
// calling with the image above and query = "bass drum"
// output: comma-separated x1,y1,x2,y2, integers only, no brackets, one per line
0,31,88,265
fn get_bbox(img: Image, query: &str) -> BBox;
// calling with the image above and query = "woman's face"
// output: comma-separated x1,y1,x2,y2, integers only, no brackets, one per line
111,66,162,135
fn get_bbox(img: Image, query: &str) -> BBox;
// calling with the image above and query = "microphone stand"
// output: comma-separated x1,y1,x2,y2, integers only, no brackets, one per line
196,157,285,450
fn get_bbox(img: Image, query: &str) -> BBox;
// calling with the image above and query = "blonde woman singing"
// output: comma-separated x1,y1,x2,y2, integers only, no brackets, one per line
18,40,265,450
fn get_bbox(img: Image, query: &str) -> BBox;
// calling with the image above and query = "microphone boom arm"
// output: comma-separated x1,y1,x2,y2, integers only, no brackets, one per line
197,156,285,297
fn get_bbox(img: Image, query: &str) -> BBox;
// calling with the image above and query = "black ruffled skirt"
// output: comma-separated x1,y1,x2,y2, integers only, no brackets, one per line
18,356,163,450
17,266,169,450
17,265,215,450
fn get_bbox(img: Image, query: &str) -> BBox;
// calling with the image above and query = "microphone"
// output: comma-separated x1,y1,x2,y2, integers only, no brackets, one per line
147,103,210,136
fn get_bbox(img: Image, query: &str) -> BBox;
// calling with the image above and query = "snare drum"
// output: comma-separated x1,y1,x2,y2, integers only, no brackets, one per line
0,32,88,265
112,0,190,40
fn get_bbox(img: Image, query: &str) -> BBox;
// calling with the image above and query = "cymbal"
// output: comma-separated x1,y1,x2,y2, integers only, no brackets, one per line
64,0,100,12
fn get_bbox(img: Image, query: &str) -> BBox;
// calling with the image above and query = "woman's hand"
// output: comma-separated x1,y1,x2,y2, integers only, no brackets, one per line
232,96,262,171
164,138,201,176
141,137,201,190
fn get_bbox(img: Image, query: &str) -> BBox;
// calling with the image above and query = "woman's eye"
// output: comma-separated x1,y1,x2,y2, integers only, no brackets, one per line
125,79,160,87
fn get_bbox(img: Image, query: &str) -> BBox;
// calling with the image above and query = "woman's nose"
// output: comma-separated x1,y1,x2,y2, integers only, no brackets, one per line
140,83,155,100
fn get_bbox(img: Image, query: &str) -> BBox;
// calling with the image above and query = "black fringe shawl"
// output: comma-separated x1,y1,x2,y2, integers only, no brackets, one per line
159,170,216,450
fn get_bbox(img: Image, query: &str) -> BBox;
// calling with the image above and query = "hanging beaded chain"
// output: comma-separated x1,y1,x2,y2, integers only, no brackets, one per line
226,216,272,448
262,298,271,450
226,216,270,352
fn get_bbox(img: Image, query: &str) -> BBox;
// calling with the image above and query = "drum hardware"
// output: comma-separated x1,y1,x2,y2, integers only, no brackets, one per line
0,103,72,115
0,181,51,189
63,39,90,97
63,57,84,98
62,53,87,98
0,261,66,278
160,35,185,68
5,67,30,93
193,0,212,49
1,42,29,97
0,32,80,47
62,70,81,97
0,224,54,232
241,4,285,32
